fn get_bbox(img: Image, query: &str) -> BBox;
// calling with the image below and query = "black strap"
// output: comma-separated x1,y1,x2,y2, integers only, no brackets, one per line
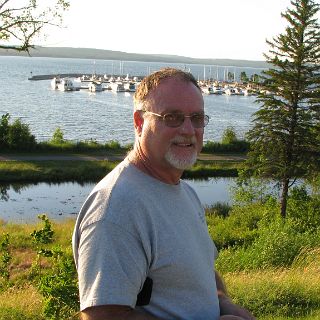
136,277,153,306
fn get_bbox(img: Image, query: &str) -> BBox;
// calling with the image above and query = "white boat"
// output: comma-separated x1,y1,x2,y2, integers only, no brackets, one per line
57,78,75,91
88,81,103,92
51,77,61,90
212,86,224,95
110,82,126,93
124,82,136,92
224,87,236,95
201,85,213,94
234,87,244,95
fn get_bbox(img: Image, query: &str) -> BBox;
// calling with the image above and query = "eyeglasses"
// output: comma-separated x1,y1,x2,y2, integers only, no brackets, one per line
142,111,209,128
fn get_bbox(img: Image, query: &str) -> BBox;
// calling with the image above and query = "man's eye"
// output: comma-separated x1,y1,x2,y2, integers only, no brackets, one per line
192,114,204,121
166,114,182,121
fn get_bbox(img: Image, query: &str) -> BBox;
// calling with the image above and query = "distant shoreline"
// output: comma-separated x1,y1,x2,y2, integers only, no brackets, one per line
0,46,269,69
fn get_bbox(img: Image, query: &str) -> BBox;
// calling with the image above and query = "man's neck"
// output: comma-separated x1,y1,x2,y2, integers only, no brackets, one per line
127,149,182,185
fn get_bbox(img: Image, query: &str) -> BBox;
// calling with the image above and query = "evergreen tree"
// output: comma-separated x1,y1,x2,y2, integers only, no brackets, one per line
245,0,320,218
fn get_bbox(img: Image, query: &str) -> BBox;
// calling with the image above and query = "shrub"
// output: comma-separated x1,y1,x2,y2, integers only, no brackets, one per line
0,113,10,149
287,185,320,232
50,127,65,145
0,233,11,283
205,202,231,218
37,247,79,320
230,175,277,206
8,119,36,150
221,219,320,271
207,202,269,250
248,218,308,269
222,127,237,144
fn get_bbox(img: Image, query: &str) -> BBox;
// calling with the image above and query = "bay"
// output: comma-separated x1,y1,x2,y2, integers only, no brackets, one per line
0,56,262,144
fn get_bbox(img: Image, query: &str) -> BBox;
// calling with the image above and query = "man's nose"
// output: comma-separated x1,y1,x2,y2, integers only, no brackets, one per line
179,116,195,135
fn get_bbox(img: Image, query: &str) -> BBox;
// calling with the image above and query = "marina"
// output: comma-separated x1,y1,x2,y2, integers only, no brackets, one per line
32,72,262,95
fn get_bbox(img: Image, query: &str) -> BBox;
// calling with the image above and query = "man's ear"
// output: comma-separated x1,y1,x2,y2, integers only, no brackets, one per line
134,110,144,136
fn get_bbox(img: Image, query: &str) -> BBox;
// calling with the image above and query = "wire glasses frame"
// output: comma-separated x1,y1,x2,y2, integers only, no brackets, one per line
142,111,210,128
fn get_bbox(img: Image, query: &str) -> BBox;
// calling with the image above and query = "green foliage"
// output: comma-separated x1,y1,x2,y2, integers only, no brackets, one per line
7,119,36,150
216,214,320,272
30,215,54,245
37,247,79,320
248,218,315,269
205,201,231,218
227,71,234,82
207,201,273,251
0,114,36,150
183,165,239,179
50,128,65,145
202,140,249,153
0,233,11,282
231,174,277,206
202,127,250,153
213,181,320,272
0,113,10,149
38,138,128,153
287,185,320,232
105,140,121,150
250,74,261,83
29,216,79,319
222,127,238,144
240,71,249,83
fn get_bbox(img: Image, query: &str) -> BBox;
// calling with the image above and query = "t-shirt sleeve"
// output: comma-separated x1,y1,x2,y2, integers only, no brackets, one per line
77,219,148,311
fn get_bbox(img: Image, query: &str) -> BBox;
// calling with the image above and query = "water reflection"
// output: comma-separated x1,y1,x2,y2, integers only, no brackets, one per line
0,178,234,223
0,183,30,201
0,181,95,223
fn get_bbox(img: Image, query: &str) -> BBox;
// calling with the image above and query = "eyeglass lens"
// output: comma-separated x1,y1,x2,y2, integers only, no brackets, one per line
164,114,209,128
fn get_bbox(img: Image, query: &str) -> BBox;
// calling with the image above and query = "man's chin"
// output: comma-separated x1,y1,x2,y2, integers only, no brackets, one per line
165,151,198,170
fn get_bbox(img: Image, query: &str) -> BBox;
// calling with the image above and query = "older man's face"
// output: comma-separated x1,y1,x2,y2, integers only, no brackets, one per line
138,78,204,175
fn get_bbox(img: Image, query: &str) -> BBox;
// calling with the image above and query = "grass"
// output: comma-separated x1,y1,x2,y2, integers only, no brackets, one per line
0,218,319,319
221,262,320,318
0,157,244,183
0,285,43,320
0,160,119,182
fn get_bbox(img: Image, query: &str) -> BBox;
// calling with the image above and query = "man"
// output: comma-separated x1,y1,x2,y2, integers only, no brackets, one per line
72,68,255,320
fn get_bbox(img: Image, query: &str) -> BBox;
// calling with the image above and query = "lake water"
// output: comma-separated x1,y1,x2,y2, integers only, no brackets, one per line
0,56,264,223
0,178,235,223
0,56,262,144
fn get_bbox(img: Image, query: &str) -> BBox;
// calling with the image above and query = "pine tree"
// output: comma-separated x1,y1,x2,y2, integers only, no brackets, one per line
245,0,320,218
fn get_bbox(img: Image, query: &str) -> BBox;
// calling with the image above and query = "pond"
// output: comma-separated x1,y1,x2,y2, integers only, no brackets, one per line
0,178,236,223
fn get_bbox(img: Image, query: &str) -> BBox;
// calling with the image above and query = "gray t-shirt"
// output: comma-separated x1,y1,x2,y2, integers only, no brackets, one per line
72,159,220,319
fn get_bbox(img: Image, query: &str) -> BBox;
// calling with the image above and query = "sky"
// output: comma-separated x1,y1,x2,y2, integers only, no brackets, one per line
21,0,320,61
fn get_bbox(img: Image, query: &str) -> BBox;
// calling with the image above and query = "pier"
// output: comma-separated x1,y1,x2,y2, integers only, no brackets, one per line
28,73,92,80
28,73,142,81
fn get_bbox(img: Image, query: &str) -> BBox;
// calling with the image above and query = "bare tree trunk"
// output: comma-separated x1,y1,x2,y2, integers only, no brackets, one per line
280,178,289,218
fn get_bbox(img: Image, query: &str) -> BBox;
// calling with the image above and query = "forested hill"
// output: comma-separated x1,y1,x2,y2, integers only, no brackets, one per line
0,46,269,68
